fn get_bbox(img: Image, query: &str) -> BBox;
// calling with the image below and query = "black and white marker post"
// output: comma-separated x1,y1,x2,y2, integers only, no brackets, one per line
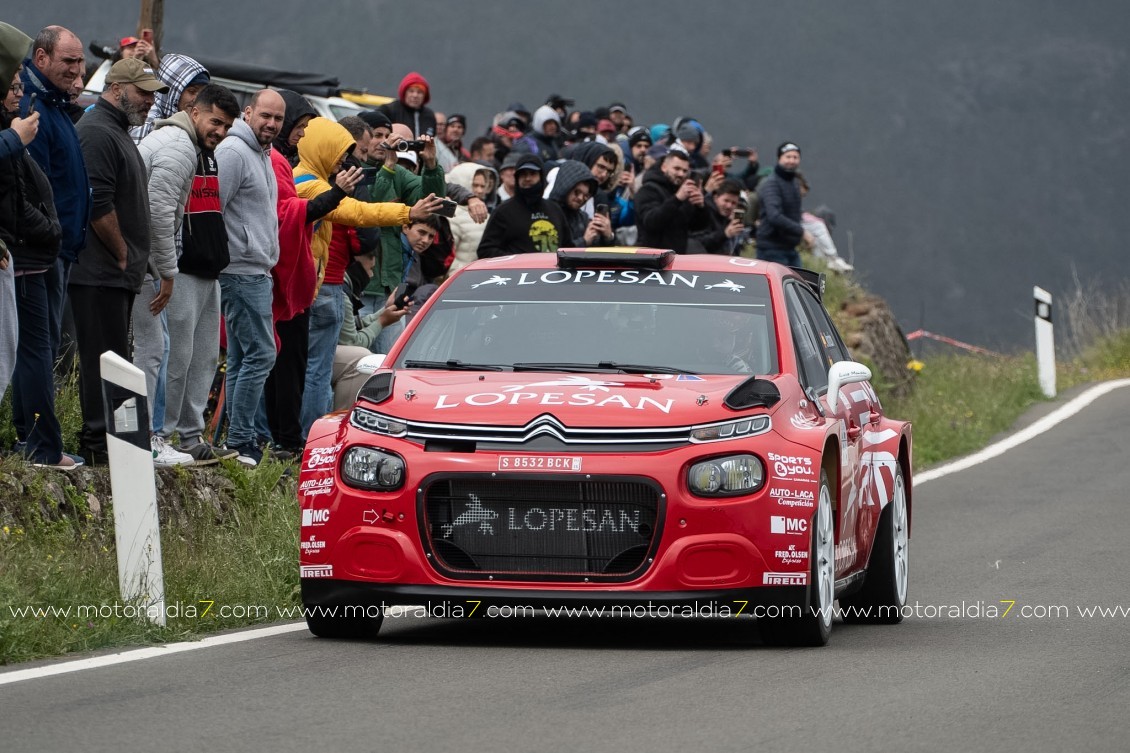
101,351,166,626
1034,286,1055,399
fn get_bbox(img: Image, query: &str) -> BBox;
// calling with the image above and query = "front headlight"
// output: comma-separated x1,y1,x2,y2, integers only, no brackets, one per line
688,454,765,497
690,416,771,443
351,407,408,437
341,446,406,490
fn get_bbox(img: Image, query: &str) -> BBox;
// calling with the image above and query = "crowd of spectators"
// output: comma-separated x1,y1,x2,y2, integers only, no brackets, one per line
0,20,853,470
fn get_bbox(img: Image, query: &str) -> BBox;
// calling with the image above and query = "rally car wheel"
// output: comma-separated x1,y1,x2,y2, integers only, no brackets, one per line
840,464,909,624
305,606,384,640
758,470,834,647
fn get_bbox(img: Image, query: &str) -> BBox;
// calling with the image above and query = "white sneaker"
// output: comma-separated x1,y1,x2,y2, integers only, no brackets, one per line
827,257,854,273
152,435,194,467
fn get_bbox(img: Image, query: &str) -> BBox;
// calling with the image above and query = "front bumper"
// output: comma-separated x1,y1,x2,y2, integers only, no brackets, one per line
301,579,807,614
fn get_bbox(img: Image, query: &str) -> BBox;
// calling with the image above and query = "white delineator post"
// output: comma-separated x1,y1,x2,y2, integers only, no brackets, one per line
1034,286,1056,399
100,351,166,626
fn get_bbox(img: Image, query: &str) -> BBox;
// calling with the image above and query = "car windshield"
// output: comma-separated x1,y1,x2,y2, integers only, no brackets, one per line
396,267,779,375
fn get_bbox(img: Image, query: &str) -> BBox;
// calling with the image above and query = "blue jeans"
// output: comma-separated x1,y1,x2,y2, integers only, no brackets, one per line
757,245,801,268
12,258,69,442
299,283,344,438
12,273,64,463
220,273,276,448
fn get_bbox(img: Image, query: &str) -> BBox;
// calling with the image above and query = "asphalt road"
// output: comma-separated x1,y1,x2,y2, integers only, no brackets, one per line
3,386,1129,752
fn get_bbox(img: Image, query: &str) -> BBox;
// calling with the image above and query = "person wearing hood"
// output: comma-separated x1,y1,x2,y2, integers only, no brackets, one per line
377,71,437,138
131,53,209,144
478,153,571,258
512,105,562,161
137,84,241,465
559,140,619,222
293,116,441,438
19,26,90,381
446,161,498,272
674,120,710,170
272,88,316,168
266,94,361,456
1,22,72,469
547,160,612,248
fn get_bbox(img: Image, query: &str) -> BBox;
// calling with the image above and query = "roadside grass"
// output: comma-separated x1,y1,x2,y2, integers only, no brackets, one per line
3,276,1130,664
0,457,298,665
883,353,1045,468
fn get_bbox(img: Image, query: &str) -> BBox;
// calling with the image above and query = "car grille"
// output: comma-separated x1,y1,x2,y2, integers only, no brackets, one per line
422,476,662,581
407,412,688,446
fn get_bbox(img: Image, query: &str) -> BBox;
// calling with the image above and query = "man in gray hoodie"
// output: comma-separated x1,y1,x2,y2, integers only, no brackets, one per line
138,83,240,465
215,89,284,466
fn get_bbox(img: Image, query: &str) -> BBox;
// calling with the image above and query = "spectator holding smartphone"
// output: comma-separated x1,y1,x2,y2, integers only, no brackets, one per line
634,147,710,254
688,179,748,255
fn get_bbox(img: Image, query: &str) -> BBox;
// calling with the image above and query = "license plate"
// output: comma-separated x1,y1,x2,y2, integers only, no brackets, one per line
497,455,583,472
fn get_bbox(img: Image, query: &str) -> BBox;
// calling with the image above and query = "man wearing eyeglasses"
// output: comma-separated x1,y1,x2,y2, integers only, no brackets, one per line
19,25,92,375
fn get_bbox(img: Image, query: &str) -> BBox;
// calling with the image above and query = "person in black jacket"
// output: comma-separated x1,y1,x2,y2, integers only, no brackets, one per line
71,59,167,465
377,72,437,138
755,142,814,267
634,149,710,253
547,160,613,248
1,56,73,468
478,153,572,256
688,179,747,255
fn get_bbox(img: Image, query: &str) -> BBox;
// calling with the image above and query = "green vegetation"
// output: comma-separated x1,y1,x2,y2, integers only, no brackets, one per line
0,458,298,664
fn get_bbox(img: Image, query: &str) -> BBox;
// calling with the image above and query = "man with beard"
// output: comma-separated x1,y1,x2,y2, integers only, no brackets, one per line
634,148,710,254
70,58,167,465
755,142,814,268
139,84,241,465
214,90,289,465
478,153,571,257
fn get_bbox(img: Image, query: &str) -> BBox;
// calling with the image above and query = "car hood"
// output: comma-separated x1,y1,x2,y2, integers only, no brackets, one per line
370,371,784,427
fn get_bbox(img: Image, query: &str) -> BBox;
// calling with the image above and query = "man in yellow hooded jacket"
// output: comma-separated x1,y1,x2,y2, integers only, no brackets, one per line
292,116,441,438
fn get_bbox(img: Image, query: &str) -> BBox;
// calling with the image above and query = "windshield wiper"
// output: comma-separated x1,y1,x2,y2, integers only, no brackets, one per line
511,361,698,375
403,359,505,371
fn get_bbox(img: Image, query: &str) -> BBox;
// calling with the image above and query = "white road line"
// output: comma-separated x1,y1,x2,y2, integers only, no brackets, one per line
915,378,1130,485
0,622,308,687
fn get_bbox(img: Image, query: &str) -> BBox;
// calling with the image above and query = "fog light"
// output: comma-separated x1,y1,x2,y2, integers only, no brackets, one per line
341,446,405,490
688,454,764,497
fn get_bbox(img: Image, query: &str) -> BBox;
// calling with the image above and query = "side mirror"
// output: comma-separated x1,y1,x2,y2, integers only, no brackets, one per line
826,361,872,412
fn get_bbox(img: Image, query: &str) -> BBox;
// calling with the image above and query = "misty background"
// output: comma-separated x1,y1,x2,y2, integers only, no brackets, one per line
7,0,1128,349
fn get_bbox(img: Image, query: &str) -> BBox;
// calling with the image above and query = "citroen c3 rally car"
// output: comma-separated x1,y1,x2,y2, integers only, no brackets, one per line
299,248,912,646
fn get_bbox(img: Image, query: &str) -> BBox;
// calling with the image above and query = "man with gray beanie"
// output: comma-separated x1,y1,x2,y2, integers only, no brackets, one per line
755,141,814,268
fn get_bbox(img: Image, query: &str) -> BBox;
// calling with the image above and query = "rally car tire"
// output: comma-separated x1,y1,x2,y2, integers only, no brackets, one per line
840,464,909,624
757,469,834,647
305,606,384,640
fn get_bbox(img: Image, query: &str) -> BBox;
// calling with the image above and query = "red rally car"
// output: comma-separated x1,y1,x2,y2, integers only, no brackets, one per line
299,249,912,646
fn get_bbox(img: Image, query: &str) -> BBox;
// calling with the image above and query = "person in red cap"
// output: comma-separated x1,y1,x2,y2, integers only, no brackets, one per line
117,32,159,69
377,72,437,138
596,118,618,144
